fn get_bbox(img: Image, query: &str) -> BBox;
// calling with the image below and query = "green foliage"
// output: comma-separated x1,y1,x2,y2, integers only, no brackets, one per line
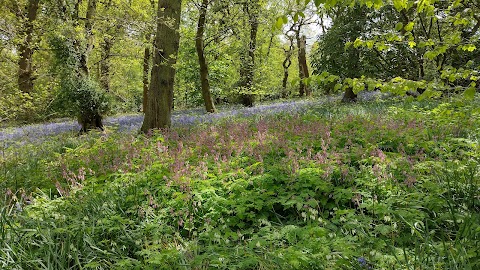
1,97,479,269
48,35,109,120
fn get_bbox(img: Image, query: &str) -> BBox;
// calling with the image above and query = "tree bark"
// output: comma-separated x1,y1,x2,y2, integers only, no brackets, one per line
17,0,40,94
141,0,182,132
296,32,310,97
239,0,259,107
79,0,97,76
143,45,150,113
282,36,294,96
341,87,357,103
100,36,113,92
78,0,103,131
196,0,216,113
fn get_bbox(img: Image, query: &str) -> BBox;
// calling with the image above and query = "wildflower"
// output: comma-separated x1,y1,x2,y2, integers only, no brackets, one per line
357,257,367,267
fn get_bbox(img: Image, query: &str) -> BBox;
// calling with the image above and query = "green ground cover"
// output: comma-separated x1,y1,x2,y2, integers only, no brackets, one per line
1,98,479,269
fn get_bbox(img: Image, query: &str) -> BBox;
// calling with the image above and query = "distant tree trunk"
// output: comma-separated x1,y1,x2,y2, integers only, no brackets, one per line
143,45,150,113
296,32,310,97
282,36,294,97
282,58,291,91
79,0,97,76
342,49,359,103
196,0,216,113
341,87,357,103
79,0,103,131
239,0,259,107
17,0,40,94
141,0,182,132
100,36,113,92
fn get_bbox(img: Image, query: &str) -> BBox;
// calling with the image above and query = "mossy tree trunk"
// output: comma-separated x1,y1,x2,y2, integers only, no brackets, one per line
100,36,113,93
79,0,97,76
143,44,151,113
296,31,310,97
17,0,40,95
239,0,259,107
71,0,104,132
141,0,182,132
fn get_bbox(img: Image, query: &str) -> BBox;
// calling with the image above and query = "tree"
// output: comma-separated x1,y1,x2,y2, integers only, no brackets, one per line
238,0,260,107
302,0,479,100
47,0,108,132
141,0,183,132
311,5,379,102
282,34,294,96
14,0,41,95
143,35,151,113
291,18,313,97
195,0,216,113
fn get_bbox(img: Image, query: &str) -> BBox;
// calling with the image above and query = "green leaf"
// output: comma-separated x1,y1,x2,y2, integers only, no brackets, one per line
460,44,477,52
404,22,415,32
464,83,476,100
393,0,407,11
395,22,404,31
275,17,284,29
353,38,363,48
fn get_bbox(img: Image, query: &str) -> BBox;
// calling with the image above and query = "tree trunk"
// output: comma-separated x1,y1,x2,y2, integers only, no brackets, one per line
239,0,259,107
143,45,150,113
282,36,294,97
342,87,357,103
196,0,216,113
296,32,310,97
141,0,182,132
79,0,97,76
79,0,103,131
100,36,113,92
17,0,40,94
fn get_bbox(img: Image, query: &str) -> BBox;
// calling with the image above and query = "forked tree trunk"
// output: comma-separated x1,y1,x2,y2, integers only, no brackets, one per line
141,0,182,132
196,0,216,113
17,0,40,94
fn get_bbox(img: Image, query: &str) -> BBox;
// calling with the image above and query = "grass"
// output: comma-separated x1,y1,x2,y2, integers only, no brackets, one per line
1,97,479,269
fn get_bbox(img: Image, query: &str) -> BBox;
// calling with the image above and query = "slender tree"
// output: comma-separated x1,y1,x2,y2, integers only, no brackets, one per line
195,0,216,113
141,0,183,131
282,34,294,96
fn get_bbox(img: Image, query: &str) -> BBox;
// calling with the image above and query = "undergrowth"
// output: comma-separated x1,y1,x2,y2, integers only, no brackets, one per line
1,97,479,269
